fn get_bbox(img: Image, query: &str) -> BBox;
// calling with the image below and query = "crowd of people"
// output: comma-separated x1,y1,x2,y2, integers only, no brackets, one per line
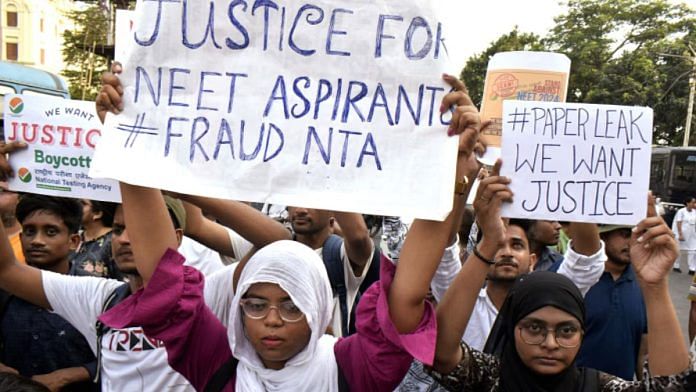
0,66,692,392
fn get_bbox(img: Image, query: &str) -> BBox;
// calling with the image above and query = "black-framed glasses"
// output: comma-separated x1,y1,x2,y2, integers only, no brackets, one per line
517,321,583,348
240,298,305,323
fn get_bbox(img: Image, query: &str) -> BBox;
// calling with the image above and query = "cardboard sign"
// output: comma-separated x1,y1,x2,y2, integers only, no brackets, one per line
90,0,458,220
479,51,570,165
500,100,653,225
4,94,120,202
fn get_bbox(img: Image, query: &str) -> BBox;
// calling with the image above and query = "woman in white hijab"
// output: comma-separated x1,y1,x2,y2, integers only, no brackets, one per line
98,75,480,391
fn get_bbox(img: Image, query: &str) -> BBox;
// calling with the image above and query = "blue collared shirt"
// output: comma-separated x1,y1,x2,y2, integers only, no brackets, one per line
0,293,97,391
575,264,647,380
534,247,564,271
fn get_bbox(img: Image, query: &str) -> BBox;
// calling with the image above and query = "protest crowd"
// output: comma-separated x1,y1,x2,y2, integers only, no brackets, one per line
0,5,695,392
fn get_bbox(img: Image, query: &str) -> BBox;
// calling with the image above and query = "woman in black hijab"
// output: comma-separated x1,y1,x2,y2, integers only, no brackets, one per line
482,271,599,391
428,162,693,391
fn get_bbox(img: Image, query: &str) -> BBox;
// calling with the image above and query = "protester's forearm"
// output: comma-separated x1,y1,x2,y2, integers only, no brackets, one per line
181,195,290,249
389,213,456,333
61,366,91,385
332,212,372,266
642,282,689,375
180,201,238,257
33,367,91,391
119,183,178,284
434,237,496,373
567,222,600,255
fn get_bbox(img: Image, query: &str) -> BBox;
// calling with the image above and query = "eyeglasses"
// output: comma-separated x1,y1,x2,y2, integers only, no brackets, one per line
239,298,305,323
517,321,583,348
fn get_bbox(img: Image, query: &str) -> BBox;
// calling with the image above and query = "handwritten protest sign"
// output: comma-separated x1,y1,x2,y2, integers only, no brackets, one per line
500,100,653,225
91,0,458,220
3,94,120,202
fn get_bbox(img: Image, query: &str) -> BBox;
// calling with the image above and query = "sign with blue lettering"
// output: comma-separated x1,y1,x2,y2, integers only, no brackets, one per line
91,0,457,220
4,94,120,202
500,100,653,225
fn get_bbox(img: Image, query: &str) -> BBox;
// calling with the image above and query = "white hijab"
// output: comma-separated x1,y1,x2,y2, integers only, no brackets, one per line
229,240,339,392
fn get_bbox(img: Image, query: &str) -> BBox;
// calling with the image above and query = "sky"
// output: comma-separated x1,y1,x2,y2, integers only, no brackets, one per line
440,0,696,73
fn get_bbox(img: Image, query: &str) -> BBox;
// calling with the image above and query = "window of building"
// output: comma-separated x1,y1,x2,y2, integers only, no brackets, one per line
6,43,18,61
40,49,45,64
7,11,17,27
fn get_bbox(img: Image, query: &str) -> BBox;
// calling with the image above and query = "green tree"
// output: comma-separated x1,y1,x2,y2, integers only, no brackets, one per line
459,0,695,145
62,5,109,101
460,28,547,106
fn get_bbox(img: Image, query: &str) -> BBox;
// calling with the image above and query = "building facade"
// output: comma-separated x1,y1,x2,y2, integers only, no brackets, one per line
1,0,76,74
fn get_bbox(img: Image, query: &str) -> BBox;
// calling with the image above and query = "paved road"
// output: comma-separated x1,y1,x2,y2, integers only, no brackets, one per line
669,268,692,346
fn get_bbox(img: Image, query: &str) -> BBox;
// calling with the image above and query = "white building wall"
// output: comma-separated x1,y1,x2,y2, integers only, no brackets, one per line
1,0,77,74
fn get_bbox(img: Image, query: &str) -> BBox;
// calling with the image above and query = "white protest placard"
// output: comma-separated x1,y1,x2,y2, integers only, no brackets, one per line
4,94,121,202
500,100,653,225
114,9,136,63
90,0,458,220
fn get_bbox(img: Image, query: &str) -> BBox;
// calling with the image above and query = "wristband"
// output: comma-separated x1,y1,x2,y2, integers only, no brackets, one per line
473,246,496,265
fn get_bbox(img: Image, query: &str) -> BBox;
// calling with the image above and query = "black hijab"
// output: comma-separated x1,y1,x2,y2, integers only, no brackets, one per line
483,271,598,392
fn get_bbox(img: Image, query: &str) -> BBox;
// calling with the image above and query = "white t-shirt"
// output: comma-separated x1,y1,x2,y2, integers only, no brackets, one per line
462,289,498,351
41,272,195,392
204,263,238,328
179,236,225,276
315,243,373,337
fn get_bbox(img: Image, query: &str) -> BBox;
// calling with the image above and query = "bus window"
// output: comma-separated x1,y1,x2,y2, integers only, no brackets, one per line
670,153,696,188
22,89,70,98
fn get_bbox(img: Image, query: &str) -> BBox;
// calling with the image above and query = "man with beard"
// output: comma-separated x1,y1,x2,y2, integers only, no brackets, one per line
287,207,374,337
397,218,605,392
572,225,648,380
461,219,604,351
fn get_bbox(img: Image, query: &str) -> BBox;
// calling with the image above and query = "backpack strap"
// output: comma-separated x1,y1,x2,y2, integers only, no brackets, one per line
93,283,131,384
322,234,348,336
347,248,381,335
204,356,239,392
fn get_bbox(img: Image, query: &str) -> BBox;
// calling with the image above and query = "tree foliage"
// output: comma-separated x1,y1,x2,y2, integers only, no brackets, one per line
62,5,109,101
459,0,695,145
460,29,545,107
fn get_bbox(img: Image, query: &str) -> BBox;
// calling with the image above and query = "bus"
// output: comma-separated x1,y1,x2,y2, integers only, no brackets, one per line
0,61,70,139
650,146,696,225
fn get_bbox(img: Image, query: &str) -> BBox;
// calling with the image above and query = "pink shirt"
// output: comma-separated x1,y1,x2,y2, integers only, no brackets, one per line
99,249,436,391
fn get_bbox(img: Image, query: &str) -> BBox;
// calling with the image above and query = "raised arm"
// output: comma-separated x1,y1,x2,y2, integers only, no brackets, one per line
630,195,689,375
179,195,291,258
389,75,481,334
0,142,51,309
556,222,605,296
119,183,178,285
433,160,511,373
332,212,373,273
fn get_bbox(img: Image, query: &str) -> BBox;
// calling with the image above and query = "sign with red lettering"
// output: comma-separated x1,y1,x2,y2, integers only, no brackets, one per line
4,94,120,202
